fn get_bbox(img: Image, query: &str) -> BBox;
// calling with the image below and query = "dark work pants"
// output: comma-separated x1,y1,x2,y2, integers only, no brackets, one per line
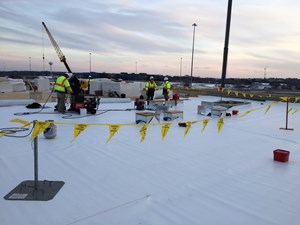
147,89,155,104
57,92,66,113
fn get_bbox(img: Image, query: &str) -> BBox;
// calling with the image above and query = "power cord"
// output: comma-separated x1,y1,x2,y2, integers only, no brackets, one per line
0,126,33,138
13,88,56,116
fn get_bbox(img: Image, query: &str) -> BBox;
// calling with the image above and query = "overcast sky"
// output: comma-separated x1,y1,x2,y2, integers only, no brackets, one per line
1,0,300,78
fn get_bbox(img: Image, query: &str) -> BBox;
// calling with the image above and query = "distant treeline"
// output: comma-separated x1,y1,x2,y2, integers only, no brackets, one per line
1,71,300,90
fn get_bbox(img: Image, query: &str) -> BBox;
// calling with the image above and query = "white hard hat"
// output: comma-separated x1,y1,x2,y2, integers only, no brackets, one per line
164,77,168,81
150,76,154,80
65,72,73,78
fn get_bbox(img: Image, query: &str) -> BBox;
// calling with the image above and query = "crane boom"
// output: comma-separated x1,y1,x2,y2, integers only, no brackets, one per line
42,22,72,73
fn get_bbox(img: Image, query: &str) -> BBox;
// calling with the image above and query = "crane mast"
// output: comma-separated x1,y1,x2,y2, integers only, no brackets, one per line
42,22,72,73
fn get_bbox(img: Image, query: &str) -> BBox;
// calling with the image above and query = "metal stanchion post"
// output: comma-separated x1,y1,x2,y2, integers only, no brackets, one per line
4,120,65,201
280,98,293,131
33,121,38,190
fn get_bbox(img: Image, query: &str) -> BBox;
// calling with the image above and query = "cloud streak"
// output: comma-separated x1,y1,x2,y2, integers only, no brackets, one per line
0,0,299,78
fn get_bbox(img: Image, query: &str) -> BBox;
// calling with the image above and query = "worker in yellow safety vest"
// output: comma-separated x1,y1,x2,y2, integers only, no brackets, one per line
145,76,157,105
54,73,73,113
87,75,93,94
162,77,171,100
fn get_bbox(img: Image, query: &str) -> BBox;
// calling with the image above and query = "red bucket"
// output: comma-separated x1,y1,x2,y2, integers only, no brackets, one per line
173,93,180,100
232,110,239,115
273,149,290,162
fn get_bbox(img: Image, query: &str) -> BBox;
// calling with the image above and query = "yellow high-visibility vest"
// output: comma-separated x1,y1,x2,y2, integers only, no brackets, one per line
54,76,72,93
145,81,157,91
163,81,171,91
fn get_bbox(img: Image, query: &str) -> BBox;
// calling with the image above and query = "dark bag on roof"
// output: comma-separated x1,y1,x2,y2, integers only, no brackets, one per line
26,102,42,109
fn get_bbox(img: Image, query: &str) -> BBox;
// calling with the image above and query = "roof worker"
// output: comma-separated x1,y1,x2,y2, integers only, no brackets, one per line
54,73,73,113
145,76,157,105
79,76,92,94
87,75,93,94
162,77,171,101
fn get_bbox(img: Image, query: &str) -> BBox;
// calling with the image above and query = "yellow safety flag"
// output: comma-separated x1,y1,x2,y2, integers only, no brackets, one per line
10,118,31,127
31,121,51,140
242,93,246,98
265,105,272,114
265,102,279,114
294,97,300,103
239,109,252,118
139,124,149,143
106,124,121,143
250,94,254,98
1,118,31,138
291,108,299,114
288,108,294,114
161,123,171,140
183,122,192,137
239,106,265,118
217,118,224,133
72,124,89,142
0,132,6,138
280,96,289,102
201,119,210,133
227,89,232,95
234,91,239,97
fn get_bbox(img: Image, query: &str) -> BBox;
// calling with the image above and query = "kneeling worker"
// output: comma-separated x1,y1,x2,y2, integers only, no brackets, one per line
54,73,73,113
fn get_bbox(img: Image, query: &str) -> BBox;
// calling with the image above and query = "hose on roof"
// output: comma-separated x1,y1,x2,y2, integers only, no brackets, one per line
13,88,55,116
0,126,33,138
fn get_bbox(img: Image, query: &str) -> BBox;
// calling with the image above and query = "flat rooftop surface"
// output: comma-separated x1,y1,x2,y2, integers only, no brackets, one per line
1,96,300,225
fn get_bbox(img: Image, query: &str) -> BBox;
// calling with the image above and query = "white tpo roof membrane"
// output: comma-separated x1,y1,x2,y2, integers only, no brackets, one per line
0,96,300,225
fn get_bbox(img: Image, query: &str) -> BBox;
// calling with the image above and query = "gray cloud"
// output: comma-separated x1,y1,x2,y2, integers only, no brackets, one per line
1,0,300,77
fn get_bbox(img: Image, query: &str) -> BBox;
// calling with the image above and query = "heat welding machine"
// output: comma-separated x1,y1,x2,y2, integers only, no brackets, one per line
70,94,100,114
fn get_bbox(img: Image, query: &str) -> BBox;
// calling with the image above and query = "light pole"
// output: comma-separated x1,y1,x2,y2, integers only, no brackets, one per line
49,61,53,75
29,57,32,75
180,57,183,83
135,62,137,74
135,61,138,74
89,53,92,74
190,23,197,88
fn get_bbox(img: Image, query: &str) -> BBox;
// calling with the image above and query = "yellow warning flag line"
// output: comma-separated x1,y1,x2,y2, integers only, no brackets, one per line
217,87,300,102
2,100,298,141
0,119,33,137
7,100,297,130
43,118,218,127
7,100,297,129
